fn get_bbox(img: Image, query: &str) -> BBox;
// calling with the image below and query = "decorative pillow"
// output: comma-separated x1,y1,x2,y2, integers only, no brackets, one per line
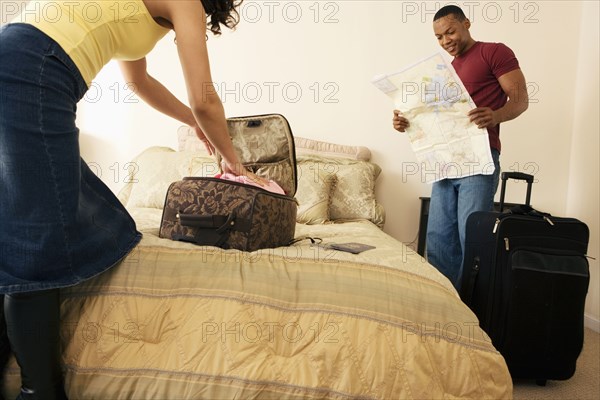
189,154,221,177
295,161,337,224
330,159,384,227
296,155,385,228
177,125,212,154
176,126,385,226
117,146,172,207
178,127,371,162
119,147,219,209
294,136,372,161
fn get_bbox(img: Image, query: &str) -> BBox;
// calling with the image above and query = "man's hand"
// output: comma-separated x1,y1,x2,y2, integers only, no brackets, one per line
468,107,498,129
393,109,410,132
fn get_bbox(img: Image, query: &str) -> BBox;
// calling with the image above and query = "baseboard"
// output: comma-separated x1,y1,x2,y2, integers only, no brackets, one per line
584,313,600,332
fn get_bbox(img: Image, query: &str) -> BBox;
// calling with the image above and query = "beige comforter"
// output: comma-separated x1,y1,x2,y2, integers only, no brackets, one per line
3,208,512,399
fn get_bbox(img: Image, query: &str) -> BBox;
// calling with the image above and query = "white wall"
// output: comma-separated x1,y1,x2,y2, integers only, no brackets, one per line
567,1,600,331
2,0,597,329
76,1,586,224
35,1,596,326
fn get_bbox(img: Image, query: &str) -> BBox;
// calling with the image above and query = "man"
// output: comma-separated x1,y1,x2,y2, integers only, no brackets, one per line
393,5,529,287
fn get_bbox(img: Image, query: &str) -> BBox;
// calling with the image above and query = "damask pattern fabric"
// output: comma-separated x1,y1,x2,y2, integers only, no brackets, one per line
294,136,372,161
297,155,385,228
159,177,297,251
121,147,385,228
329,160,383,225
296,162,337,224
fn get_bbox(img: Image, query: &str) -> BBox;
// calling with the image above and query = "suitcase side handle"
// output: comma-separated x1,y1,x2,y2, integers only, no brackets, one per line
172,212,253,249
177,213,252,233
460,256,480,306
499,172,534,210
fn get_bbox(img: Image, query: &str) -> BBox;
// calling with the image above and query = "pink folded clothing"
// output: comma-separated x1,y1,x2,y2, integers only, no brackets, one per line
215,173,286,195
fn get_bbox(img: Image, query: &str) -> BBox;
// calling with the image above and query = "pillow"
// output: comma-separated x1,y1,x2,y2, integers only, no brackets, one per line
178,126,371,162
295,161,337,224
297,154,385,228
117,146,172,207
294,136,371,161
177,125,212,154
329,159,384,227
176,126,384,226
118,146,219,209
189,154,221,177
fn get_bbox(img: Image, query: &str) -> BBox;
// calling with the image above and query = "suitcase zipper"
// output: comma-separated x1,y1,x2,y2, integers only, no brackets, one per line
493,218,500,233
182,176,295,200
504,237,510,251
493,214,554,235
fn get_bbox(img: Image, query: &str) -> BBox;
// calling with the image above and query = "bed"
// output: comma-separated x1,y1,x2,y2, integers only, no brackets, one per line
2,129,512,399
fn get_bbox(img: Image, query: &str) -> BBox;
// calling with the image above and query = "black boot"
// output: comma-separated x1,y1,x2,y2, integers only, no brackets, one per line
4,290,67,400
1,295,12,400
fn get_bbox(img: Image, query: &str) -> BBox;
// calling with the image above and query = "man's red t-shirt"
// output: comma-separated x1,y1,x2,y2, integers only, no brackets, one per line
452,41,520,152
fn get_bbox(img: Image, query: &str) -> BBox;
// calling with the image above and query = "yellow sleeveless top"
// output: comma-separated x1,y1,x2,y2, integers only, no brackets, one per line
16,0,170,85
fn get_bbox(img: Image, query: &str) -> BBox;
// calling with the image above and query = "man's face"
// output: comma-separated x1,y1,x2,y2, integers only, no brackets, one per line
433,15,472,57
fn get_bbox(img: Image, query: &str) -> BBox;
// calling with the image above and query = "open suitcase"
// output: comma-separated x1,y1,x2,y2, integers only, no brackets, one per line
460,172,590,385
159,114,298,251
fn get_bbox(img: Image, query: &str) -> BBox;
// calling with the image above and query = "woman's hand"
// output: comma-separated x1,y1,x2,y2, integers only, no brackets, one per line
221,160,268,186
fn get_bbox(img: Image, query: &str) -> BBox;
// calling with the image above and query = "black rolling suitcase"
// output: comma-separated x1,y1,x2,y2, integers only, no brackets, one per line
460,172,590,385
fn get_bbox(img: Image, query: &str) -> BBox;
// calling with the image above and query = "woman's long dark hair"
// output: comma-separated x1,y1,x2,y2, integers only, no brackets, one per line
201,0,244,35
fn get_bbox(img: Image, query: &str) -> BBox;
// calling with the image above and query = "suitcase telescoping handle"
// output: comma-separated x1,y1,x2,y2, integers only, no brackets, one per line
499,172,534,210
497,172,555,226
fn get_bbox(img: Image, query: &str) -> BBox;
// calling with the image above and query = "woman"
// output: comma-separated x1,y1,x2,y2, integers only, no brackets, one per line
0,1,255,398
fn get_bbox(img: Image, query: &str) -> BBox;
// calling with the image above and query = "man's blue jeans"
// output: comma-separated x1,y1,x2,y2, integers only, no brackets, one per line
426,149,500,288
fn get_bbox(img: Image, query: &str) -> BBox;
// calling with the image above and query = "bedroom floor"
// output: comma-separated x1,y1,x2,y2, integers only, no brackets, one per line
512,327,600,400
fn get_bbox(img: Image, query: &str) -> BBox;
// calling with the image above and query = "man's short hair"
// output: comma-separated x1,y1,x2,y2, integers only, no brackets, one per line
433,5,467,22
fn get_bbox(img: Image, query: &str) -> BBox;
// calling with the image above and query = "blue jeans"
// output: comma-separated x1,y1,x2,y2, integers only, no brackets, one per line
0,24,141,294
426,149,500,288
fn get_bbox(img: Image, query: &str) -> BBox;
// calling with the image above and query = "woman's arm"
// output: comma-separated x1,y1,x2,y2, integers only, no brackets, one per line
159,0,245,174
119,58,215,154
119,58,194,126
